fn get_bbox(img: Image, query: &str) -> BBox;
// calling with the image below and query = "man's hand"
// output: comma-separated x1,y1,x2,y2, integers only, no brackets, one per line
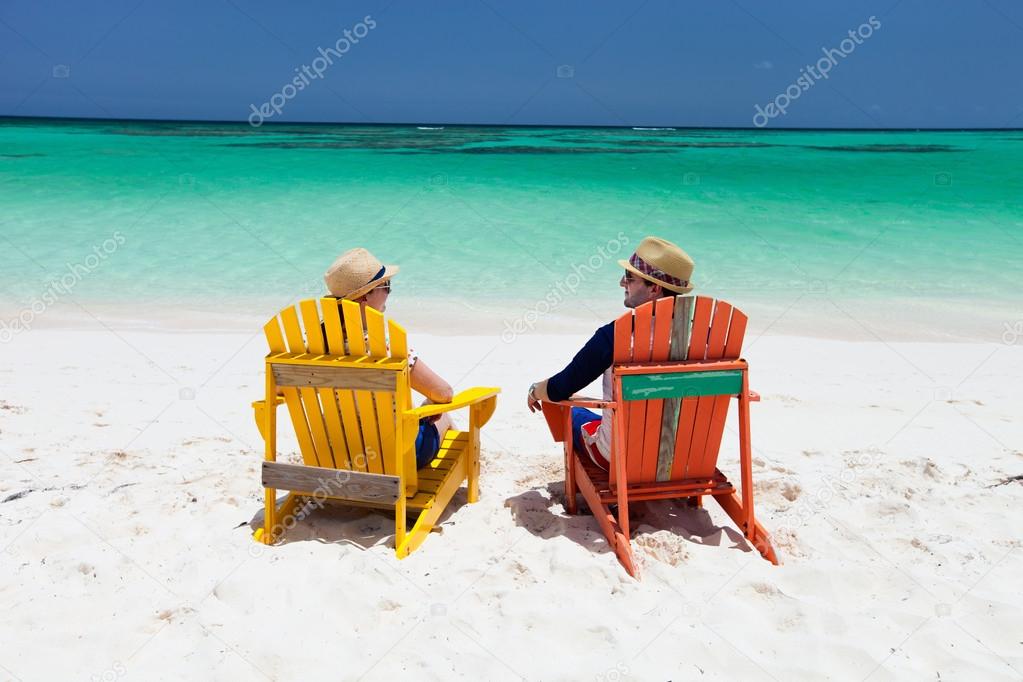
527,380,549,413
527,383,541,413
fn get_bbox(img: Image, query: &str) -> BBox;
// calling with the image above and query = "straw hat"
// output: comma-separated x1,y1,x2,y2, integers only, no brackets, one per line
324,248,399,300
618,236,695,294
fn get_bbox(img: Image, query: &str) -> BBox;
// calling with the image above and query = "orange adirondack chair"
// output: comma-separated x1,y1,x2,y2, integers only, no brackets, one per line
541,295,779,577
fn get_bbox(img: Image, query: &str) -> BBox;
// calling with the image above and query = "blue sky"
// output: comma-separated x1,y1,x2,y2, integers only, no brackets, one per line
1,0,1021,128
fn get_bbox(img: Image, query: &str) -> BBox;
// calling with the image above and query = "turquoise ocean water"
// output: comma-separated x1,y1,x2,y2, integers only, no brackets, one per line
1,119,1020,341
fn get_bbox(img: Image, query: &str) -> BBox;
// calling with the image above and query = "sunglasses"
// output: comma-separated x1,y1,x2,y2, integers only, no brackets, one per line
377,281,391,294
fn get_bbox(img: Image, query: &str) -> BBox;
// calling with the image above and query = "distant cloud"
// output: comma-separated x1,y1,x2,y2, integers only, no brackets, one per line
753,60,774,70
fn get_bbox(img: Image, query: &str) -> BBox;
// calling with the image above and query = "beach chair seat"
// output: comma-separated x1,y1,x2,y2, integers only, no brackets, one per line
251,297,499,558
541,295,779,577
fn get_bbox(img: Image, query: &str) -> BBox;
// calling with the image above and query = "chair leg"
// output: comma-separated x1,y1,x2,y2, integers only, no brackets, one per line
253,491,301,545
394,493,407,553
562,409,578,514
395,444,468,559
712,491,780,565
574,458,638,578
564,442,579,515
466,417,481,504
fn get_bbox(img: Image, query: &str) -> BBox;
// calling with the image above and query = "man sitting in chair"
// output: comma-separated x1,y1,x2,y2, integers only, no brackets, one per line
526,236,695,470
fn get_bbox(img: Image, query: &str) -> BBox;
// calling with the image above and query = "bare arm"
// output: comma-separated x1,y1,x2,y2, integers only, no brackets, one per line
410,359,454,404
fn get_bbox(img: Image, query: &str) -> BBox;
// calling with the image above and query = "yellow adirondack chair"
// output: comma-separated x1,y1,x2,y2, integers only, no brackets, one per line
251,297,499,558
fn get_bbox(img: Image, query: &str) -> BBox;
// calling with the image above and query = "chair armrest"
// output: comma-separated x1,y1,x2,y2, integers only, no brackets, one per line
252,396,286,441
251,396,286,410
404,387,500,420
542,397,617,410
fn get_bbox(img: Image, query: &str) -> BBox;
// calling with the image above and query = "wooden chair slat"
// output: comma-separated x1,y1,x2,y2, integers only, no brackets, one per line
723,308,748,359
337,389,367,473
282,389,319,466
341,300,367,356
686,296,713,361
320,297,345,355
300,300,325,355
613,310,633,363
366,307,387,359
300,387,337,469
279,306,307,354
656,295,693,481
388,319,407,359
356,389,384,474
639,297,675,483
375,391,397,475
669,396,699,479
295,299,343,466
687,301,733,478
360,313,388,474
323,390,352,469
264,317,286,353
625,301,654,483
698,306,750,478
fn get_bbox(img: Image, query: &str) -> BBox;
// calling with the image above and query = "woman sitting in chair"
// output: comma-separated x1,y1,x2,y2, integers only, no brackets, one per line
324,247,454,469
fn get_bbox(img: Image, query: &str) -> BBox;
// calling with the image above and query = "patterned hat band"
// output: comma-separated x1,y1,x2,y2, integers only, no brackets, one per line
629,252,686,288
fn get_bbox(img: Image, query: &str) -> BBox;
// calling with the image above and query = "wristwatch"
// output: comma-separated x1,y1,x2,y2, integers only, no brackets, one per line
528,382,538,401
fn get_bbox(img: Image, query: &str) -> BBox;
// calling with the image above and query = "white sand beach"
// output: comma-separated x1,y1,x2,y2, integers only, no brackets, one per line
1,319,1021,680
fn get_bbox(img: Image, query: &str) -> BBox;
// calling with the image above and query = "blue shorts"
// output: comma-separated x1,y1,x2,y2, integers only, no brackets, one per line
571,407,601,457
415,418,441,469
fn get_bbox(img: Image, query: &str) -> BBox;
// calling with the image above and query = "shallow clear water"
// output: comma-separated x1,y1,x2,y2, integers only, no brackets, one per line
1,119,1020,340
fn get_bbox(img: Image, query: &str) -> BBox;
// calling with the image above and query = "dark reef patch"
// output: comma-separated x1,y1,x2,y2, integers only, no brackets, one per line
799,144,963,153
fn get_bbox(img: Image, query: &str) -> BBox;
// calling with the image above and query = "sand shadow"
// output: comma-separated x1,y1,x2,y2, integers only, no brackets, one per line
246,490,468,551
504,483,753,562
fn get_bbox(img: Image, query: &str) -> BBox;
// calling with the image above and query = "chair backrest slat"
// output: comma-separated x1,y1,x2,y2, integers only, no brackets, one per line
655,295,693,481
280,306,306,353
698,306,750,477
366,308,388,358
272,304,325,468
637,297,676,482
624,303,654,481
341,300,367,355
686,301,733,478
613,311,633,363
264,317,286,353
388,319,408,359
301,300,325,355
321,297,345,352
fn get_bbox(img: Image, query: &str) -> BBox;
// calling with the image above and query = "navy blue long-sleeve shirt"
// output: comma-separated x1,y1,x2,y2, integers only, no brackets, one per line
546,321,615,401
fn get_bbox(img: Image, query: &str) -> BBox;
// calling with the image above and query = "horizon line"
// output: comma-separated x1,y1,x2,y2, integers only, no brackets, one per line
1,114,1020,132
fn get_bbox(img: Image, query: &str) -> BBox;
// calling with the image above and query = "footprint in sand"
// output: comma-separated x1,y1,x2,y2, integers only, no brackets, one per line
754,479,801,503
749,581,782,596
0,401,27,414
633,529,690,567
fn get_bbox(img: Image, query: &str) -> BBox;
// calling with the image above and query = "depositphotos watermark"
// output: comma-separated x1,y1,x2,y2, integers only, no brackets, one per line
752,15,881,128
501,232,630,343
0,231,126,344
248,15,377,127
